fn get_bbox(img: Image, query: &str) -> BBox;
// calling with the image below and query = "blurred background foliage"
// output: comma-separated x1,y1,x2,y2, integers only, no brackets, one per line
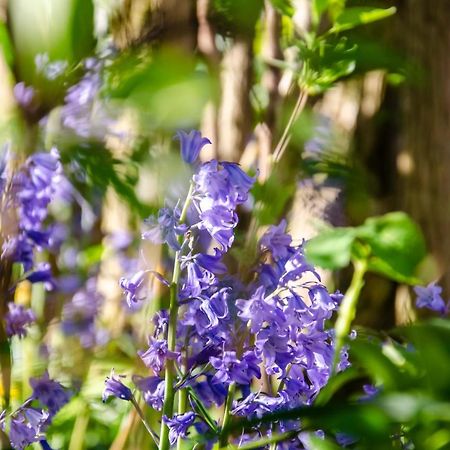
0,0,449,448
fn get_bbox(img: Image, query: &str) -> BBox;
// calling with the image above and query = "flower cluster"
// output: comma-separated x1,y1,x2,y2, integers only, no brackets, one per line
61,277,107,348
1,148,62,279
1,148,65,338
109,131,349,449
1,372,70,449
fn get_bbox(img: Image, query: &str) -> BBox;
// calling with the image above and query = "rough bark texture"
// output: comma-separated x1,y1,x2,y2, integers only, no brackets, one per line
396,0,450,290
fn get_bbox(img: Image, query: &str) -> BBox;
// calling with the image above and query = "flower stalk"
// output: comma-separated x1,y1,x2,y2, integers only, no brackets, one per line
333,258,368,371
159,184,194,450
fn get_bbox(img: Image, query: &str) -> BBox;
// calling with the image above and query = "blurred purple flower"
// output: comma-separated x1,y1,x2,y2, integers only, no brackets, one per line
13,82,35,109
30,371,70,416
5,304,36,338
176,130,211,164
414,282,447,314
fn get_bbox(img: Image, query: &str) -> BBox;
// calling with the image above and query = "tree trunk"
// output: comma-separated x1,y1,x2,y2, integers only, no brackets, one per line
396,0,450,291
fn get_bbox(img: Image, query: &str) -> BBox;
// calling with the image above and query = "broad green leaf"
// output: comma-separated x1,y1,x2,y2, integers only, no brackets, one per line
270,0,294,17
305,227,356,269
330,6,396,34
356,212,426,283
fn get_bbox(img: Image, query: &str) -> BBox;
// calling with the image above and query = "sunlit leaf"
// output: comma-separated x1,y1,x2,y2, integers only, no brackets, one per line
305,227,356,269
330,6,397,34
356,212,426,283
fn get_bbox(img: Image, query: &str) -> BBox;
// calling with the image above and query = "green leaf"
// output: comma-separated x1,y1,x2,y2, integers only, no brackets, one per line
305,227,356,269
270,0,294,17
355,212,426,283
0,21,14,66
350,339,407,390
330,6,397,34
298,36,357,94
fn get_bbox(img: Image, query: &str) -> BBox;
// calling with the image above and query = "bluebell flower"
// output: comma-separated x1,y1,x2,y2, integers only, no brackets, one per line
29,371,71,416
210,351,257,385
196,289,230,333
119,270,148,306
133,375,165,410
179,258,217,299
198,206,237,251
4,408,49,450
138,337,179,373
5,304,36,338
26,263,54,290
176,130,211,164
236,286,285,333
8,416,39,450
4,148,62,280
414,282,447,314
142,206,187,251
102,369,133,402
163,411,196,445
232,392,288,418
194,375,227,407
259,220,292,260
220,162,255,204
194,250,227,274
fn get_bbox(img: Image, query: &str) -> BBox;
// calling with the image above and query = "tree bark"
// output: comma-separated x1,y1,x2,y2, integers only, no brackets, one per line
396,0,450,290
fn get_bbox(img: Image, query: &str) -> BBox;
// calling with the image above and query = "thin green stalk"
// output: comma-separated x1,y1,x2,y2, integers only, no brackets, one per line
176,375,187,450
233,431,298,450
159,183,194,450
273,91,308,163
159,282,179,450
187,386,218,433
219,383,236,447
68,405,90,450
333,259,368,371
131,396,159,445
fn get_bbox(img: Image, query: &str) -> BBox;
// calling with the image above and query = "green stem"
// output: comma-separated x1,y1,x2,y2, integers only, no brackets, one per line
219,383,235,447
68,404,90,450
159,282,179,450
333,259,367,371
187,386,218,433
232,431,298,450
273,91,308,163
159,183,194,450
132,396,159,445
176,374,187,450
